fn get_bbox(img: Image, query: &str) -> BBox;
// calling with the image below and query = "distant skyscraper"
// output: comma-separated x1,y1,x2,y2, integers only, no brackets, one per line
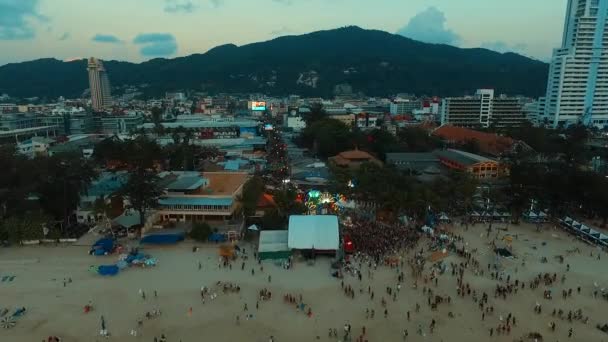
87,57,112,111
543,0,608,128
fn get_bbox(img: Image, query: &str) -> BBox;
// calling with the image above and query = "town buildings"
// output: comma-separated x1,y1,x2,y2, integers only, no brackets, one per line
543,0,608,128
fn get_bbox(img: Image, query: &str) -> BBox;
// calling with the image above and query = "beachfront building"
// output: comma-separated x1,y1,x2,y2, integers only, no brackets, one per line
157,171,248,225
435,149,506,180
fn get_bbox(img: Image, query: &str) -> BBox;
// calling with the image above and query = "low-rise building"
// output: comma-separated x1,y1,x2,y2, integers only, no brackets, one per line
435,149,506,180
440,89,527,128
157,171,248,225
329,149,382,170
17,137,55,158
385,152,440,174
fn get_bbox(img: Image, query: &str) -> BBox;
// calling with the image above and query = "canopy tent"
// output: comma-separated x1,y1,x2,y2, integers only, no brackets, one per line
258,230,291,260
538,211,548,217
564,216,573,223
438,213,450,222
247,224,259,231
287,215,339,251
571,221,581,228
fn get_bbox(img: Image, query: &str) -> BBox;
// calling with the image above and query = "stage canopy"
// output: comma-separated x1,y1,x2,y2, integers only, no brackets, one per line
288,215,339,251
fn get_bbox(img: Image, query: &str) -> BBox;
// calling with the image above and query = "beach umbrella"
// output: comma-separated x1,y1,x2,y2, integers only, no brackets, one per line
1,317,16,329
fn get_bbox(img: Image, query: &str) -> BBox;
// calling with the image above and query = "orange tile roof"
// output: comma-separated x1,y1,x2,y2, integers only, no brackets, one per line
432,125,514,156
257,193,277,208
338,149,376,160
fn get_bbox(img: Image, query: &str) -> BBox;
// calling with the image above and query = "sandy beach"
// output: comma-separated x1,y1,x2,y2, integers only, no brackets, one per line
1,222,607,342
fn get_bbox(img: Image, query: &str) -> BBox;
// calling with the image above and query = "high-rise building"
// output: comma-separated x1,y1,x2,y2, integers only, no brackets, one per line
440,89,527,128
389,98,421,115
543,0,608,128
87,57,112,111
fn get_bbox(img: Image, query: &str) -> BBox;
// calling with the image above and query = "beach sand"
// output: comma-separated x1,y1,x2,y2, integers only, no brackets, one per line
1,222,607,342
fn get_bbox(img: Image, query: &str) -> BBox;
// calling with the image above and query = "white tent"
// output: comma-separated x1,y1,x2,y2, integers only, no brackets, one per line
439,213,450,222
538,211,548,217
564,216,573,223
287,215,339,251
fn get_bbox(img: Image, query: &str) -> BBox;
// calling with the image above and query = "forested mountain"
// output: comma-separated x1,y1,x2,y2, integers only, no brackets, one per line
0,26,548,99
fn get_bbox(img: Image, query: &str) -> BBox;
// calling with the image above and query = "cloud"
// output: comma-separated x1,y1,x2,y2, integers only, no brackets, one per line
0,0,47,40
92,34,123,44
396,7,460,45
164,0,197,13
133,33,178,57
480,41,528,54
270,26,296,36
58,32,70,41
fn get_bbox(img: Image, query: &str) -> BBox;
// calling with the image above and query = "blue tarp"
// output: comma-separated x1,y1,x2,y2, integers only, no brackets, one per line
93,238,114,253
140,233,185,244
209,233,226,243
97,265,119,276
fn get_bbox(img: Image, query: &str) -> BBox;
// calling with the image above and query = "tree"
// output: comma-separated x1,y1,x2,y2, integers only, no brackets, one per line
150,106,165,135
301,118,353,158
397,127,442,152
261,209,286,230
190,222,212,241
37,153,97,228
241,176,265,217
303,103,327,125
121,169,162,228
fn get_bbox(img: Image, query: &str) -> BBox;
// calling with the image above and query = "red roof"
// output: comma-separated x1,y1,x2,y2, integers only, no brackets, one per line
257,193,277,208
432,125,514,156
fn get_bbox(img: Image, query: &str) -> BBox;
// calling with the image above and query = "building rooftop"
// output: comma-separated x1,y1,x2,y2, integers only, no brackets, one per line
191,172,248,196
167,176,208,191
158,197,233,206
432,125,514,156
435,149,495,167
87,172,128,198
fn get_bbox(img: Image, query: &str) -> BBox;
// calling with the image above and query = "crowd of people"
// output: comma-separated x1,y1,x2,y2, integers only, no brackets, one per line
343,217,421,259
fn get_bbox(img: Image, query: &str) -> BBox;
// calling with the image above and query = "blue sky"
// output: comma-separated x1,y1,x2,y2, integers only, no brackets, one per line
0,0,567,66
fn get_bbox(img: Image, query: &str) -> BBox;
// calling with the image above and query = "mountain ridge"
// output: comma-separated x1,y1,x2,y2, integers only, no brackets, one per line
0,26,549,99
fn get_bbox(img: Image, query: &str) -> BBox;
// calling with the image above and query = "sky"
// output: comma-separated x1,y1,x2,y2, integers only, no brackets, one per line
0,0,568,66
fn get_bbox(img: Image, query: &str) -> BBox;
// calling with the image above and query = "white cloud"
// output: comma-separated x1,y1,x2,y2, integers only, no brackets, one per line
396,7,460,45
